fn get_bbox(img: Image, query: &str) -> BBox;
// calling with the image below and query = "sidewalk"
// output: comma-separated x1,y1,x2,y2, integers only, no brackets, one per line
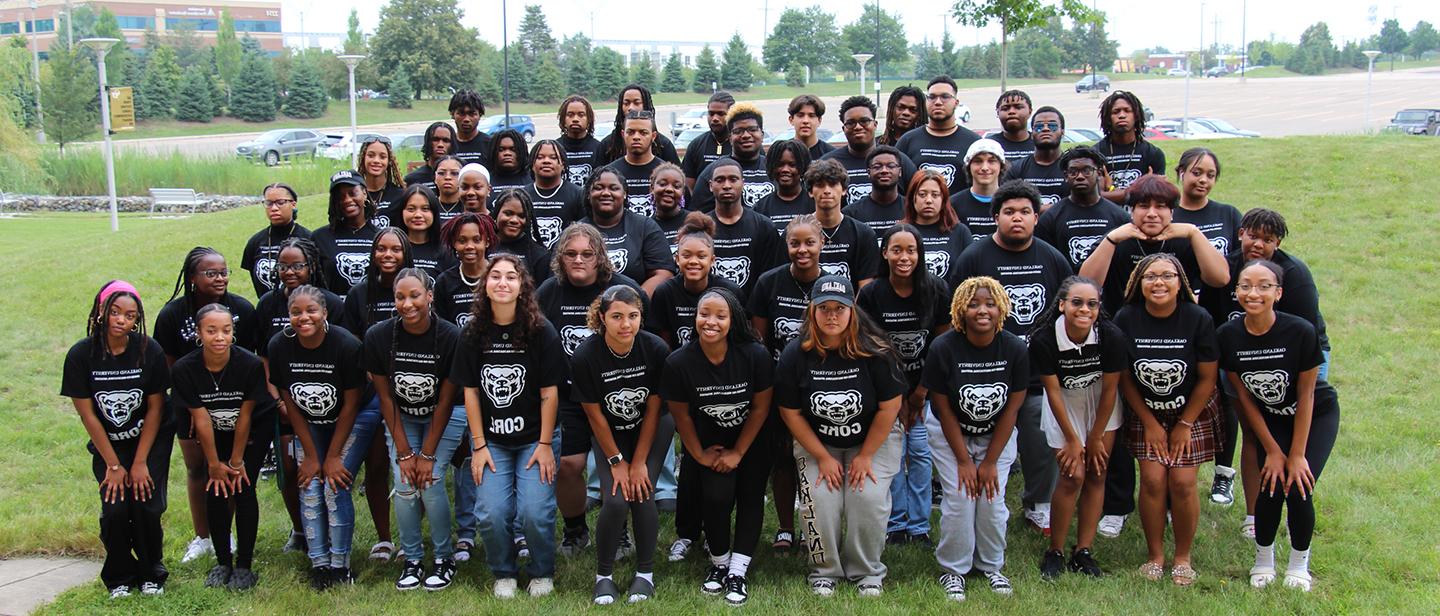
0,558,99,615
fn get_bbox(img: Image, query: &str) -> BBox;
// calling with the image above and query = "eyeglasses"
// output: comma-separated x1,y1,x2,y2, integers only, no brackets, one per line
1066,298,1101,309
561,250,598,262
276,262,310,273
928,93,956,102
435,169,461,177
868,162,901,172
265,199,296,208
1032,121,1061,131
1064,166,1098,177
200,268,231,280
1236,283,1279,292
842,118,876,128
731,126,763,135
1142,272,1179,283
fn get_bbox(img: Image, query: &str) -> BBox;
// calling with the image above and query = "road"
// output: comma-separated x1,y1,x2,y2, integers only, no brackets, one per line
97,68,1440,158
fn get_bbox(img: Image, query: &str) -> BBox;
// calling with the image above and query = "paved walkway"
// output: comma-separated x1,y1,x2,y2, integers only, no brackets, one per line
0,558,99,615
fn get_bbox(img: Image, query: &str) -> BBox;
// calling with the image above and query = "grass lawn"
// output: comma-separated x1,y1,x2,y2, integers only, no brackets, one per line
1225,57,1440,79
3,136,1438,614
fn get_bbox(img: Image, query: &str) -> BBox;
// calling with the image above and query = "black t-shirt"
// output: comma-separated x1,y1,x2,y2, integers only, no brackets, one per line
1035,196,1130,270
1172,199,1242,256
342,279,396,335
774,340,906,448
492,238,554,285
603,157,664,218
409,239,452,279
582,213,676,283
433,267,481,329
661,341,774,448
682,131,730,179
570,330,670,433
253,287,344,356
241,222,311,297
807,139,836,160
690,155,775,211
452,132,492,167
842,194,907,239
1005,155,1067,209
403,165,436,193
818,216,881,285
949,191,997,243
61,334,168,442
450,320,565,445
708,207,783,299
368,183,406,230
856,277,952,388
1218,312,1332,416
362,317,461,417
488,170,532,209
172,347,272,432
1028,318,1127,390
597,133,681,168
265,325,365,425
523,181,586,249
913,221,973,282
951,237,1074,340
986,132,1036,163
536,273,646,358
1113,302,1218,413
819,147,918,205
746,265,816,359
1094,137,1166,191
648,275,743,349
1099,237,1201,317
153,294,258,360
1201,249,1330,351
895,127,981,192
653,209,691,252
311,222,379,296
922,329,1030,435
753,191,815,236
558,134,605,188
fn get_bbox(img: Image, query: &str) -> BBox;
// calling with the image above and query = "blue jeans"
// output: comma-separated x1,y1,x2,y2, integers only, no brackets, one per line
1318,349,1331,383
387,409,467,561
589,435,679,503
887,404,933,535
475,429,559,579
454,429,477,544
301,405,383,569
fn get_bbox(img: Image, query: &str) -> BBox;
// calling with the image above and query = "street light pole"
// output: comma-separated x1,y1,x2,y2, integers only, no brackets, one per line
852,53,872,97
29,0,45,144
1363,50,1381,132
338,55,365,168
79,38,120,232
502,0,510,125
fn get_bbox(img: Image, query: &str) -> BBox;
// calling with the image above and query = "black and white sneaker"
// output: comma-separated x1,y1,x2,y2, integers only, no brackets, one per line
423,559,456,591
668,538,692,562
1210,472,1235,506
139,581,164,595
330,567,357,587
514,536,530,560
560,527,591,557
723,574,749,606
1068,547,1104,577
983,570,1013,596
308,566,332,591
701,565,729,595
109,585,131,599
396,560,424,591
939,573,966,601
1040,549,1065,580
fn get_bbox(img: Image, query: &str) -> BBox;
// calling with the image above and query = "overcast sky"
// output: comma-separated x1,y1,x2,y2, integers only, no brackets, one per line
284,0,1432,55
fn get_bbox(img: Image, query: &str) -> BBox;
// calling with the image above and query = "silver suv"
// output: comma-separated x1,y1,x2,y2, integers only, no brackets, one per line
235,129,324,166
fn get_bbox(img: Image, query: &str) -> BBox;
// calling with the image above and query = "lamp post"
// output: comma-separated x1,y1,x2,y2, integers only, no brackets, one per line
78,37,120,232
1182,50,1193,136
852,53,873,97
1363,50,1381,132
338,55,365,168
29,0,45,144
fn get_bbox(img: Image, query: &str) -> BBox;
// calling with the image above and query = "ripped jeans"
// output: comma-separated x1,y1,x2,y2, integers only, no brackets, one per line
386,409,467,562
300,406,383,569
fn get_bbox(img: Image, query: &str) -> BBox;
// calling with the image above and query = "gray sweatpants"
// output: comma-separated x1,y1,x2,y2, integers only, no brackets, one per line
1017,391,1057,506
794,420,903,586
928,411,1018,575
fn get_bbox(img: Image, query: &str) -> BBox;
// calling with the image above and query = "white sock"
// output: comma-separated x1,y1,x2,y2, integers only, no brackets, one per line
1287,548,1311,574
635,571,654,585
728,553,752,578
1254,542,1275,570
596,574,612,583
1215,465,1236,478
1244,514,1255,526
710,551,730,568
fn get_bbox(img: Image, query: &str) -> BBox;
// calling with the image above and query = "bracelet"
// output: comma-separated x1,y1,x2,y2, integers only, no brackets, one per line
227,460,244,470
418,452,436,462
472,443,488,452
537,441,552,447
1105,235,1119,245
396,451,416,462
1178,418,1194,427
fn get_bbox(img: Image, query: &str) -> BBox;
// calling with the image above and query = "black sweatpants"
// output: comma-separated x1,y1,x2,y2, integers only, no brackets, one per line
1255,394,1339,551
205,422,275,570
593,415,675,576
686,437,774,559
92,434,174,590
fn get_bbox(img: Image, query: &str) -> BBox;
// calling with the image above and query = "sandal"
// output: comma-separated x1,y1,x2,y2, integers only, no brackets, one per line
369,541,395,562
1249,565,1276,588
454,539,473,563
1240,519,1256,539
1171,563,1199,586
772,530,794,552
1282,571,1312,592
1138,561,1164,581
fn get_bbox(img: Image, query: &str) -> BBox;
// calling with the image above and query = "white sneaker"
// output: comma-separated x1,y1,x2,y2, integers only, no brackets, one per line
939,573,966,601
139,581,163,595
1097,515,1126,538
494,578,518,599
181,536,214,563
667,538,692,562
1024,503,1052,535
528,577,554,597
109,585,132,599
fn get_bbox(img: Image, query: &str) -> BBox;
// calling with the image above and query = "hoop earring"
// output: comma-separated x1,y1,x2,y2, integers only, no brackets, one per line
322,321,330,334
282,325,297,338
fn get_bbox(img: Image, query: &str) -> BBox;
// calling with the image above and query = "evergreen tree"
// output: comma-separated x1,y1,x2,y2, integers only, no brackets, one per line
40,47,98,151
1378,19,1409,70
517,5,559,67
591,47,628,101
176,65,214,122
720,34,754,91
387,65,413,108
92,8,131,85
137,45,181,120
785,60,806,87
369,0,486,99
940,30,959,77
562,34,595,97
283,59,328,118
693,45,721,93
661,52,687,92
208,73,226,117
215,10,241,93
530,56,566,103
231,53,277,122
631,52,658,92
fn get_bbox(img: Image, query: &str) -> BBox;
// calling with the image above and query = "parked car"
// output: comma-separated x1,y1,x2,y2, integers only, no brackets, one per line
1167,68,1192,77
1165,117,1260,138
389,132,423,152
1075,74,1111,93
235,129,323,166
1150,119,1244,139
477,114,536,141
1385,108,1440,135
1067,127,1104,142
674,127,709,158
955,103,973,124
671,108,707,136
1204,66,1230,78
763,127,837,149
315,132,386,160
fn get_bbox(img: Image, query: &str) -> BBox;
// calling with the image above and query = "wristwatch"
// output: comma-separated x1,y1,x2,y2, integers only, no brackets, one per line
607,453,624,466
108,463,122,472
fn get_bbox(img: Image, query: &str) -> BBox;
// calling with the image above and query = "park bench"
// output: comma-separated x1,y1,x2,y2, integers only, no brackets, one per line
149,188,201,213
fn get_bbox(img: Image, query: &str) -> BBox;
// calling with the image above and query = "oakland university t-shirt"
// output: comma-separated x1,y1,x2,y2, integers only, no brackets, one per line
856,277,952,388
986,132,1036,163
754,191,815,236
266,325,366,426
487,170,531,208
708,207,783,299
433,267,481,329
362,317,462,417
1172,199,1242,256
449,320,564,445
1005,155,1067,209
950,237,1074,341
1100,237,1201,317
537,273,646,358
311,222,379,296
922,329,1030,436
582,213,676,284
648,276,742,349
774,339,907,449
1202,249,1330,351
402,166,437,193
253,287,344,356
452,132,492,167
153,294,258,359
843,194,907,239
661,341,774,448
819,147,918,206
409,240,452,279
523,181,586,249
603,157,664,217
558,134,605,188
1094,137,1166,191
895,126,981,192
241,222,311,297
747,265,817,359
653,209,691,252
1028,318,1127,391
171,347,273,432
913,222,974,282
690,155,775,211
1034,196,1130,270
1113,302,1218,414
569,330,671,434
1218,311,1333,417
61,333,169,443
342,279,396,335
818,216,881,285
369,184,406,230
949,191,997,243
681,131,731,180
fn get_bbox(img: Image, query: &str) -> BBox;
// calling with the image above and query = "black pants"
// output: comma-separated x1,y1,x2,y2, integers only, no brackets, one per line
205,422,275,570
92,434,173,590
686,436,774,559
1255,396,1339,551
1102,425,1137,516
675,449,702,543
1216,392,1242,469
593,415,675,576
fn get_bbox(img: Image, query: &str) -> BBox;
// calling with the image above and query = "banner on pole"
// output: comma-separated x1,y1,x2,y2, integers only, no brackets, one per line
108,87,135,132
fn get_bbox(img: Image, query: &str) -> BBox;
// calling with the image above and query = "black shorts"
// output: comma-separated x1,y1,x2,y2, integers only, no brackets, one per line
559,404,592,457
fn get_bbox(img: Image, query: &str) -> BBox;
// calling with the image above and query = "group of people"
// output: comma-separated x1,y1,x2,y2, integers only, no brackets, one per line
63,77,1338,603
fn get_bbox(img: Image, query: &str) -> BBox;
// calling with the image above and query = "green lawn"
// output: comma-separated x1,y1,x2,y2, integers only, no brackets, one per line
4,136,1439,614
1224,57,1440,79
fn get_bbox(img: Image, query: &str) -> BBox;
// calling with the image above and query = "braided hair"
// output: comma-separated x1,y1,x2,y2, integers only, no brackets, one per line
363,228,415,329
356,137,404,190
276,237,328,291
387,267,440,377
439,211,499,256
529,139,568,178
421,121,455,163
1099,90,1149,139
168,247,224,309
883,85,925,146
87,280,148,363
765,139,812,184
556,95,594,137
1238,208,1288,241
1027,275,1108,348
1121,253,1198,306
604,84,660,161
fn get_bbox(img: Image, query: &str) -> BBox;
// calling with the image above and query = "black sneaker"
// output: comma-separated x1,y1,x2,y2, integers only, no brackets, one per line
423,559,456,591
1068,547,1104,577
559,527,590,557
204,564,232,588
227,568,258,591
701,564,729,595
1040,549,1065,580
309,566,332,591
330,567,357,587
396,560,424,591
1210,473,1236,506
723,574,749,606
886,530,910,545
909,532,932,546
259,450,278,479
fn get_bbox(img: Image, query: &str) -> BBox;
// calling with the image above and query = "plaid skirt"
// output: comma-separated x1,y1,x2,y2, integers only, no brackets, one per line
1125,390,1221,468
